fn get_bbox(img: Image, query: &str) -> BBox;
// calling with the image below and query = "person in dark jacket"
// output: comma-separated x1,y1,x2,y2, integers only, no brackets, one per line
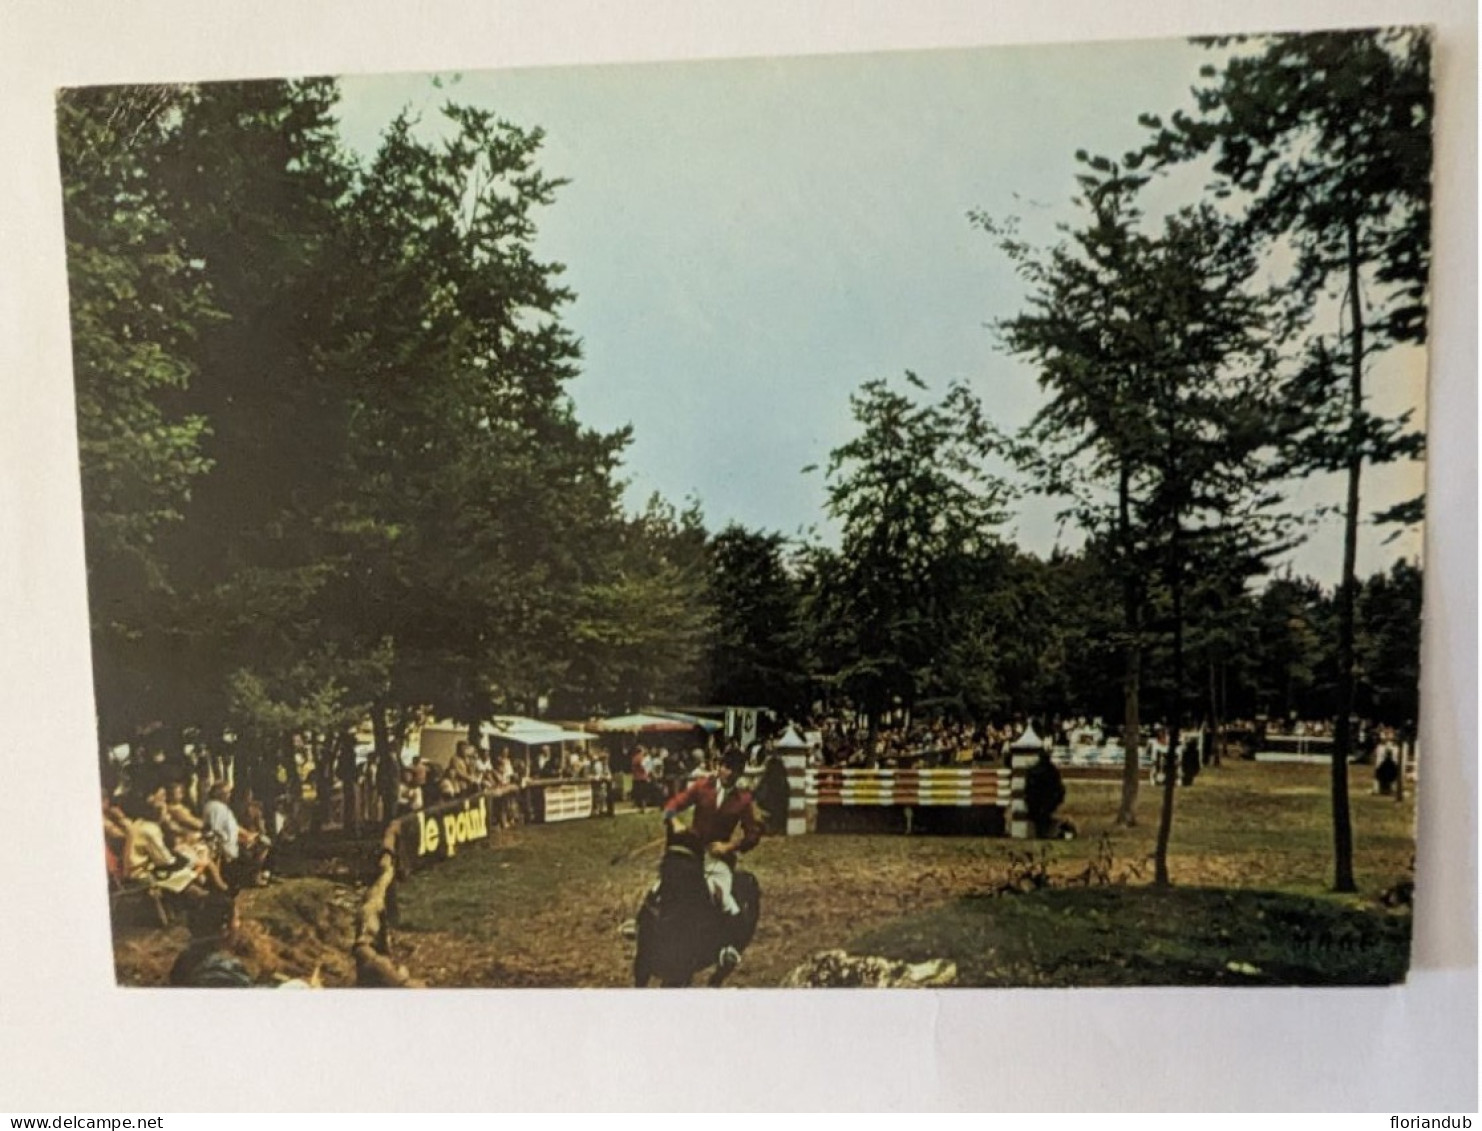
1374,747,1400,795
1180,737,1201,787
169,893,253,988
1023,749,1066,839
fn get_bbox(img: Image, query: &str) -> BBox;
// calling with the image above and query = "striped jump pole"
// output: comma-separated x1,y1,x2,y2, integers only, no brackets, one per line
1008,723,1046,840
775,725,812,835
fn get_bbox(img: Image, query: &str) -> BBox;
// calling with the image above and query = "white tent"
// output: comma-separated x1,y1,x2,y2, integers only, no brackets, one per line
482,716,595,746
1011,722,1045,751
775,726,809,749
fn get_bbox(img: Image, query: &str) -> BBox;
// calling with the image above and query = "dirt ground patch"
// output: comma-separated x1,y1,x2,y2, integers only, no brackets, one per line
389,760,1415,987
109,760,1416,988
112,876,363,987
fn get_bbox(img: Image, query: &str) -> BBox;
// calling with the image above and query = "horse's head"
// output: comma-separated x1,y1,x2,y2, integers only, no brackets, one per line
663,824,705,858
656,825,711,908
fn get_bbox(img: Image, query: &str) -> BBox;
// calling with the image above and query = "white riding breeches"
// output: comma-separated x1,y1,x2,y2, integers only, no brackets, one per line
705,856,740,916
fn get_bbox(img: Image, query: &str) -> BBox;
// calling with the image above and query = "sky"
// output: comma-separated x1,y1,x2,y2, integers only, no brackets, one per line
334,36,1428,585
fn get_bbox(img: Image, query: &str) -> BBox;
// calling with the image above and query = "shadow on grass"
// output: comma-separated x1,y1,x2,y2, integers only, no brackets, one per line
848,886,1411,987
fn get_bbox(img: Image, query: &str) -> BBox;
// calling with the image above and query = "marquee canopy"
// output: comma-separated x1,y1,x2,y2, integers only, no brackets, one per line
592,713,702,734
481,716,595,746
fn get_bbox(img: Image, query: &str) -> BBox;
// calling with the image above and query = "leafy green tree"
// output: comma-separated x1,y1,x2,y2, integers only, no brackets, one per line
145,78,359,784
62,81,647,821
1142,27,1432,890
979,159,1160,825
990,169,1293,880
566,496,713,713
329,102,630,753
703,524,811,716
57,86,217,744
1248,575,1336,723
814,375,1009,732
1356,559,1422,730
1131,205,1293,885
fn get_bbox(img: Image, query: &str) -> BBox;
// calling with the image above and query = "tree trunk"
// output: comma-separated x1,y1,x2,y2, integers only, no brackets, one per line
1154,510,1184,888
1216,660,1228,765
1330,215,1363,894
374,703,402,830
1116,460,1142,827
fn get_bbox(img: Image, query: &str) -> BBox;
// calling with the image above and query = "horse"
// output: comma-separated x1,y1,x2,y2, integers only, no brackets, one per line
632,827,760,988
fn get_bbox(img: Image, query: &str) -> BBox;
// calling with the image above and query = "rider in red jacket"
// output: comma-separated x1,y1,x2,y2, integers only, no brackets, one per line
662,748,763,914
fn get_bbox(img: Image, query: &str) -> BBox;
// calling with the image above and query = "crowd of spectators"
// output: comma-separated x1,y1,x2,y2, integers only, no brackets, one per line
627,744,719,810
103,766,276,925
395,740,620,823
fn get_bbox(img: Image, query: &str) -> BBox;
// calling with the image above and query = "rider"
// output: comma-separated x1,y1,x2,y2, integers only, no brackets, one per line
661,746,763,917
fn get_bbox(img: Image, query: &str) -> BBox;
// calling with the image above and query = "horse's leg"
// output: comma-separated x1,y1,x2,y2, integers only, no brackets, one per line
730,873,761,951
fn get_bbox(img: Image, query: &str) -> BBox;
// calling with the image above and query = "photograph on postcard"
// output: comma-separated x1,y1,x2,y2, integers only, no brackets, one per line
61,27,1430,989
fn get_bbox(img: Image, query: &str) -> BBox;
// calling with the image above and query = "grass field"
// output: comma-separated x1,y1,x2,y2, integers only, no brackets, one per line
381,759,1416,988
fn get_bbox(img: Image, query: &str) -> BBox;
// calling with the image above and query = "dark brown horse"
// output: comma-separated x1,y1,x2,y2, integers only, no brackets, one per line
632,828,760,987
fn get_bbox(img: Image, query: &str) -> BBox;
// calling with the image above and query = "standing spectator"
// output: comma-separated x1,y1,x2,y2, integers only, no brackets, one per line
1374,744,1400,795
1023,749,1066,839
398,768,424,814
587,748,614,817
1180,737,1201,787
473,745,495,790
631,745,652,812
442,742,478,799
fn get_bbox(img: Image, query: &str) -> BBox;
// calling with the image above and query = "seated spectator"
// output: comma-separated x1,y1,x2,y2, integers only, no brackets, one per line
148,782,227,891
102,789,132,851
115,789,206,895
102,789,133,885
204,781,272,889
161,780,205,837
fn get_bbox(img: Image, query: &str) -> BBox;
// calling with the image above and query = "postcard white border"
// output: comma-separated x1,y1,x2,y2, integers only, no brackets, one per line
0,0,1473,1112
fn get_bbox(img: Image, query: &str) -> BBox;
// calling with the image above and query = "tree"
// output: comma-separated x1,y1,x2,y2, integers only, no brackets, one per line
1143,27,1432,890
1129,205,1293,886
57,86,216,744
979,159,1159,825
1356,559,1422,731
813,375,1009,732
148,78,359,782
1249,574,1336,723
566,496,713,713
988,171,1294,882
329,102,631,747
61,80,650,823
704,524,811,716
